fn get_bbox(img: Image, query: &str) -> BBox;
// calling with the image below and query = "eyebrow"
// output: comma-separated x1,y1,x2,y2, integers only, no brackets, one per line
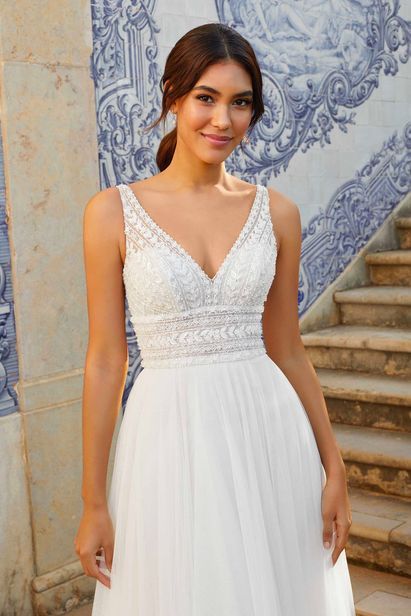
192,85,253,97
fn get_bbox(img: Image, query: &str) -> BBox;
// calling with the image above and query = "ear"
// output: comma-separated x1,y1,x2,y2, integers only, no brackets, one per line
170,99,179,114
164,78,173,97
164,78,177,113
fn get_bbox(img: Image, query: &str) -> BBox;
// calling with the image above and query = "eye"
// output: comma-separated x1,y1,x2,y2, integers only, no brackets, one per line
233,98,252,107
196,94,213,103
195,95,252,106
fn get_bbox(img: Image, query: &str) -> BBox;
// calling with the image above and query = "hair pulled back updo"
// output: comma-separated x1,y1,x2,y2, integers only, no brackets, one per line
147,22,265,172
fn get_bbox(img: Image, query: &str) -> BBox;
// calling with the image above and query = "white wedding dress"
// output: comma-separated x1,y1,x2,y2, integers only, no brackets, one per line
91,182,356,615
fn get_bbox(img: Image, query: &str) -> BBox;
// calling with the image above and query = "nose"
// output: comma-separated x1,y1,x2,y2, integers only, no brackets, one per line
211,104,231,129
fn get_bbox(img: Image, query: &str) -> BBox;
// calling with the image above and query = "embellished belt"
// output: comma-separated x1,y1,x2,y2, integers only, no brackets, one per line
131,305,267,368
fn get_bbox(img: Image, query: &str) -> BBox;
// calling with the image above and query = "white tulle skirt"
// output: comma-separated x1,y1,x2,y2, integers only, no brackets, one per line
91,352,355,615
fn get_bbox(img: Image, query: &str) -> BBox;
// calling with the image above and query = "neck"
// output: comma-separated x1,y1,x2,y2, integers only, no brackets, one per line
160,143,232,190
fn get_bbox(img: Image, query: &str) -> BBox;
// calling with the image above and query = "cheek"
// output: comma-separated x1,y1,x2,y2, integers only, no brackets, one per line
234,111,253,132
183,104,210,129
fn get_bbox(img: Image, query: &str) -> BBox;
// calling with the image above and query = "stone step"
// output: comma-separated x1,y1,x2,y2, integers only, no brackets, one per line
69,604,92,615
349,563,411,615
366,250,411,264
334,286,411,328
365,250,411,286
316,368,411,432
396,217,411,250
333,423,411,497
302,324,411,378
346,486,410,576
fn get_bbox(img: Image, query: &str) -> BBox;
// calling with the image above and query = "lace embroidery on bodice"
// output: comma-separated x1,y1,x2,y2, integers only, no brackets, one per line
117,182,278,368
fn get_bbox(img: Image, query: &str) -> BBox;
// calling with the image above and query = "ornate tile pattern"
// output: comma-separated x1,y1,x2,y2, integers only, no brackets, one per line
89,1,411,407
0,125,19,417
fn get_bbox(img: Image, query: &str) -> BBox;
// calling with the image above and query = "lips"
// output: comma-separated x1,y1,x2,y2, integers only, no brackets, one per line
202,133,231,141
201,133,232,145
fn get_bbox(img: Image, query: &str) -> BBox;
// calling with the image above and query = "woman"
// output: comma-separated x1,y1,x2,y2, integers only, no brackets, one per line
75,22,355,615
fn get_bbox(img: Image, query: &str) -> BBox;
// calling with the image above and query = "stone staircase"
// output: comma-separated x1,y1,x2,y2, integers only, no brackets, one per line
302,216,411,615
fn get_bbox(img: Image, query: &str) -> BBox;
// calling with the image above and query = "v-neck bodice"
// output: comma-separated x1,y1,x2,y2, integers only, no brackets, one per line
121,183,262,283
117,182,278,368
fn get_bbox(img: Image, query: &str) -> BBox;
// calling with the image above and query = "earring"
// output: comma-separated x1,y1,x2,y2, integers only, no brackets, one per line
170,110,176,126
242,133,250,144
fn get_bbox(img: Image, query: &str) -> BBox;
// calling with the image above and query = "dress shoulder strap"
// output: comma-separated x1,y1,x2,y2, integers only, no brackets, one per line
116,183,145,254
117,183,133,225
259,184,278,253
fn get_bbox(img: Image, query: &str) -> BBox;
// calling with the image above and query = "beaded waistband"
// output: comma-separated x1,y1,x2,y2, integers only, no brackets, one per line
131,305,266,368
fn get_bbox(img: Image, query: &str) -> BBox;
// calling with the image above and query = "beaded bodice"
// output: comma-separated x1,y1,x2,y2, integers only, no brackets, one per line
117,182,278,368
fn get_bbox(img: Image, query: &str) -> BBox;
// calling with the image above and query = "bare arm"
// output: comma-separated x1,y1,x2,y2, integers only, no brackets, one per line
74,187,128,587
262,189,345,477
81,186,129,509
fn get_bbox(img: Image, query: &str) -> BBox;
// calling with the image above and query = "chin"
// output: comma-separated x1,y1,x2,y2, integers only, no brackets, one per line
200,153,230,164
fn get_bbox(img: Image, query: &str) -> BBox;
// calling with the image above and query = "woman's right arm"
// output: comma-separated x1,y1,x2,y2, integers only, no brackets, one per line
74,187,128,588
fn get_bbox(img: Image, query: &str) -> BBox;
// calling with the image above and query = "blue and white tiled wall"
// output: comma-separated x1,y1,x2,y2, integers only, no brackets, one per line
89,1,411,398
0,125,19,417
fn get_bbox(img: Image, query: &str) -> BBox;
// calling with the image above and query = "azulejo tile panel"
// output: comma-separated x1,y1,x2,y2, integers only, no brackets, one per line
0,125,19,417
89,1,411,408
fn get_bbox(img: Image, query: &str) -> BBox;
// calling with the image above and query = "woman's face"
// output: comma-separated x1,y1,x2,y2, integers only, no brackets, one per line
171,60,254,163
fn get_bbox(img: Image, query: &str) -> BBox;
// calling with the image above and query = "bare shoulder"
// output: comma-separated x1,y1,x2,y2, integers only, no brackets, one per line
84,184,122,217
266,185,299,219
128,174,167,196
83,186,126,265
228,176,259,197
266,186,301,251
83,185,124,234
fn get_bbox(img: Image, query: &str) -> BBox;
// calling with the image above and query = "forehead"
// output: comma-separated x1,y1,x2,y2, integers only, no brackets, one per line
194,61,252,91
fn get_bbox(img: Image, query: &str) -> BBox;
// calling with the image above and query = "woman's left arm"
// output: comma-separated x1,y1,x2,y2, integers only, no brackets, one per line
262,188,352,564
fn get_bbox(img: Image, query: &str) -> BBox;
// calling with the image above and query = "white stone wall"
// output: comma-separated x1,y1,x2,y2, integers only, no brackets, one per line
0,1,101,613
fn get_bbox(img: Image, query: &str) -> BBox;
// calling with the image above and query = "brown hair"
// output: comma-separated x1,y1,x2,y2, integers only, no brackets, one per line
146,22,265,171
